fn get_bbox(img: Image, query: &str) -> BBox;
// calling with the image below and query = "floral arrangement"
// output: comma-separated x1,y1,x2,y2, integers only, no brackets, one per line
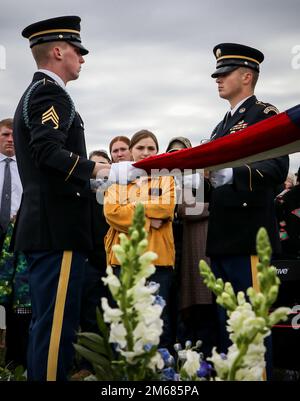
75,203,165,381
199,227,290,381
75,204,290,381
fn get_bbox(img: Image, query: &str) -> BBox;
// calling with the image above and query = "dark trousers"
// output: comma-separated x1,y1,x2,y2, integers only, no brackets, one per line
151,267,175,350
80,261,110,334
211,255,272,378
25,251,86,381
77,260,111,372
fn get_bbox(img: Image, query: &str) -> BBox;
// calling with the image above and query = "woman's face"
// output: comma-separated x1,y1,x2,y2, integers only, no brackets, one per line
90,155,110,164
131,137,158,162
111,140,131,162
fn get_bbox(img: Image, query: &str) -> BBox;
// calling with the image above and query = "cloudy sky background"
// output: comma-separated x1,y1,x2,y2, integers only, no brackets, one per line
1,0,299,173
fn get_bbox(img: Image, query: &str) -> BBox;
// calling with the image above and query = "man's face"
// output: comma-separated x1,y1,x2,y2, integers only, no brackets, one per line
215,69,244,100
0,126,14,157
61,43,85,81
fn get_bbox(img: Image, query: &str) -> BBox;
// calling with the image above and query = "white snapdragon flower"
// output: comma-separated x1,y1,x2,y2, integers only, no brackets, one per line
112,244,127,265
101,297,123,324
148,352,164,372
208,347,230,379
136,252,157,280
133,320,163,345
177,349,187,362
235,367,264,381
210,341,267,381
102,265,121,297
120,339,151,364
135,304,163,325
129,278,155,305
227,303,269,343
109,322,127,348
235,342,266,381
136,238,148,255
182,350,201,378
242,342,266,368
139,251,157,266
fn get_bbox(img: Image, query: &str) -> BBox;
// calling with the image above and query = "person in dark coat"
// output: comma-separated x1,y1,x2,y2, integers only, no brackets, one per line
275,167,300,259
207,43,289,361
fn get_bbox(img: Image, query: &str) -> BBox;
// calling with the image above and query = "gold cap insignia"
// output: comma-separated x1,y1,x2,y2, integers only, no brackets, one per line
41,106,59,129
216,48,222,58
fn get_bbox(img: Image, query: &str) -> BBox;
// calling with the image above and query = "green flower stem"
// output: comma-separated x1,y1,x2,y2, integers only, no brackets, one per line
228,330,261,381
228,343,248,381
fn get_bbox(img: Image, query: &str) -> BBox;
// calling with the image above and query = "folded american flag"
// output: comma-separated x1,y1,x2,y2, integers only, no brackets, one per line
134,105,300,172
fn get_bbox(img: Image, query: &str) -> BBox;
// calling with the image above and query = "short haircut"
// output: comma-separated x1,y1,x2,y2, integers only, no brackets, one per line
31,41,68,66
89,149,111,163
240,67,259,89
129,130,159,152
109,136,130,154
0,118,13,130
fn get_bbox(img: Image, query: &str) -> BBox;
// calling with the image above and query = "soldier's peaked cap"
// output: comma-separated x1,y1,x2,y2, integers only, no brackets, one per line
211,43,264,78
22,15,89,55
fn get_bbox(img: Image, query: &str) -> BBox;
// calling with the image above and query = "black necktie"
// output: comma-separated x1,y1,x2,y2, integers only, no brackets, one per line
0,158,12,231
223,111,231,129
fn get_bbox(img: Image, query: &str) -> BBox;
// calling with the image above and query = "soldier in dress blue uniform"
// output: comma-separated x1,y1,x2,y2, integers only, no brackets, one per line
12,16,118,381
206,43,289,367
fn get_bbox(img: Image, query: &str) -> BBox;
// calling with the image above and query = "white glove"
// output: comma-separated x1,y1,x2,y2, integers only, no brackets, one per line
183,173,202,189
210,168,233,188
108,161,147,185
90,178,111,192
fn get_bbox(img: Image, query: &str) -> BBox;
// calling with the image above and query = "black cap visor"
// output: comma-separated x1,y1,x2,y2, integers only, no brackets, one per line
69,41,89,55
211,65,239,78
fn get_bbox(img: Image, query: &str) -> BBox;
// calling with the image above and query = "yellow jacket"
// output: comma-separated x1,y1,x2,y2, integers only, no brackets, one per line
104,176,175,267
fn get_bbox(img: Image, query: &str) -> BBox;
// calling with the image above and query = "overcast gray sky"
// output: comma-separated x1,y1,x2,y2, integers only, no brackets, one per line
1,0,299,173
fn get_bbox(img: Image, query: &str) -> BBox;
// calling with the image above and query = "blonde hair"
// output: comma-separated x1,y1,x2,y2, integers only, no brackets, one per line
31,41,68,66
239,67,259,89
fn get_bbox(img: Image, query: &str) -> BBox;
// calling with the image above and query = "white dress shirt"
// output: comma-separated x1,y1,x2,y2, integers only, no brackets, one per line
0,153,23,218
230,95,252,116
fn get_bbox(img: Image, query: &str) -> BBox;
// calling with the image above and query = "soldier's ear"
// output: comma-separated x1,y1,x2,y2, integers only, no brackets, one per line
52,45,64,61
242,71,252,85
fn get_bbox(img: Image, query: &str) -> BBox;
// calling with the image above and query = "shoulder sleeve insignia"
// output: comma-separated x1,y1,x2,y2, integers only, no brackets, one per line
41,106,59,129
263,105,279,115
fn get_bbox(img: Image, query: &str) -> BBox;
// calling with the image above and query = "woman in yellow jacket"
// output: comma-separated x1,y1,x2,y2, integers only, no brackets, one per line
104,130,176,349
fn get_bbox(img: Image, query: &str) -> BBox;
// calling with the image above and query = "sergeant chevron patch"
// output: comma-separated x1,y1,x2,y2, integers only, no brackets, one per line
42,106,59,129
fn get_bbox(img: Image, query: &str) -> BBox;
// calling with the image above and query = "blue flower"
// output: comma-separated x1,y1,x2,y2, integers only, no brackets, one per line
158,348,171,363
147,281,160,294
197,361,213,378
161,367,176,381
144,343,153,352
154,295,166,308
158,348,175,367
